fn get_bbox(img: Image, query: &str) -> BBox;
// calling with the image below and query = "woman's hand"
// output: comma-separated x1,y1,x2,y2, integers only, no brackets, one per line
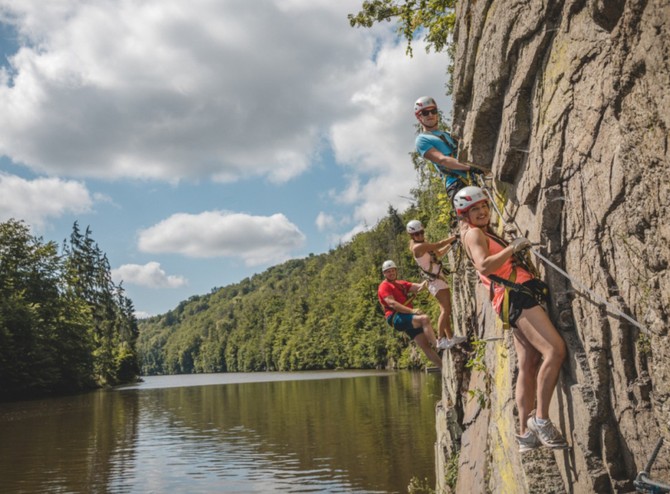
510,237,531,253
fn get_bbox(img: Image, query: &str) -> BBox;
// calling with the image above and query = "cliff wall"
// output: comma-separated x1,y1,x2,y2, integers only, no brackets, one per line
437,1,669,492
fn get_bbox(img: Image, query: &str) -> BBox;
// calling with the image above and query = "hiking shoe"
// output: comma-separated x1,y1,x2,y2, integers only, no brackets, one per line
438,335,468,350
516,431,541,453
527,415,569,449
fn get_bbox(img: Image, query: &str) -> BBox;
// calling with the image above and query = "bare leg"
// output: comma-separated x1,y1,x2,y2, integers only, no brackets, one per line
434,287,453,339
512,329,542,435
412,314,438,347
412,314,442,368
514,306,566,421
414,333,443,368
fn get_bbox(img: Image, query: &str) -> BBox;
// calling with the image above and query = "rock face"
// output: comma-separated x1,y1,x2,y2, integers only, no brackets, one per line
437,0,670,492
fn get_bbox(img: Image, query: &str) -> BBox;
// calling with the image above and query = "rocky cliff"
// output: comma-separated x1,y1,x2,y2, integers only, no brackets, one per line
437,1,669,492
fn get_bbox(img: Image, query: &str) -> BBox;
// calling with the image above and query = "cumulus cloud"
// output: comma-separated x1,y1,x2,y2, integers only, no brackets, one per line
138,211,305,266
0,0,378,185
111,262,188,289
0,173,94,229
329,40,452,239
0,0,453,248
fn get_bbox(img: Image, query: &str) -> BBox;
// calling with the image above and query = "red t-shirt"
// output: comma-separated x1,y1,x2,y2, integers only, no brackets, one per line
377,279,414,318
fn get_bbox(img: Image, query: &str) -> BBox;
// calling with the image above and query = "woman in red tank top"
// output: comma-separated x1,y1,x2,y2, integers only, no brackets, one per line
455,186,569,451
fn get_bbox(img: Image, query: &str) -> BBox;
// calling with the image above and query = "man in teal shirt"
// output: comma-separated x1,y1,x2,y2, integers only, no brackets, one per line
414,96,483,201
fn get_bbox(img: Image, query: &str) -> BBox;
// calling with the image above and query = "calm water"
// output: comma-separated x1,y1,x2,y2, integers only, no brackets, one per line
0,370,441,493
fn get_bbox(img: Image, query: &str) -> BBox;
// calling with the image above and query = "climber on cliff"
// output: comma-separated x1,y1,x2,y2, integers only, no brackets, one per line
454,186,568,451
414,96,485,202
377,260,444,369
406,219,468,350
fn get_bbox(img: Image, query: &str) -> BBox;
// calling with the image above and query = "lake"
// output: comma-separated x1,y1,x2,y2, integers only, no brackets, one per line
0,370,441,493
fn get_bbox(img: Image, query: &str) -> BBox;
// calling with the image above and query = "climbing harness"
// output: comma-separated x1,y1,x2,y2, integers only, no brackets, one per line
436,132,458,154
422,131,473,195
416,250,445,281
462,229,548,330
415,241,461,282
471,174,652,335
634,437,670,493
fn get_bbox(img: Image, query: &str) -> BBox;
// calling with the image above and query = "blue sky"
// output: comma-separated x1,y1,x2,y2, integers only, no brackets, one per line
0,0,453,317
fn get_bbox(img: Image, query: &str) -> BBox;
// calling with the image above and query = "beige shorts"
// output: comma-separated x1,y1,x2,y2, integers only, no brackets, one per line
427,278,450,297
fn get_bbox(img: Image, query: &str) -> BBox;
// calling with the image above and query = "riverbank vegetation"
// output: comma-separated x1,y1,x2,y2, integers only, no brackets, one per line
0,220,140,400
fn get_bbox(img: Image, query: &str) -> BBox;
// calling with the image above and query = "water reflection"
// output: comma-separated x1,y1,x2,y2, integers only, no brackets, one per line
0,371,440,493
0,391,140,493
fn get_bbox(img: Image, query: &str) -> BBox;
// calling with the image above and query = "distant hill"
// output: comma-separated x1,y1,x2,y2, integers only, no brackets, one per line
137,190,455,375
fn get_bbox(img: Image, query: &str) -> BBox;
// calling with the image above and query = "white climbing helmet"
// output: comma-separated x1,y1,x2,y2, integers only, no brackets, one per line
406,219,424,234
453,186,488,215
381,260,397,272
414,96,437,116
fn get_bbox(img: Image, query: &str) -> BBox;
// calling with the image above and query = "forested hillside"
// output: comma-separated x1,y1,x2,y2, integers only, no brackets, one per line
137,169,453,375
0,220,140,400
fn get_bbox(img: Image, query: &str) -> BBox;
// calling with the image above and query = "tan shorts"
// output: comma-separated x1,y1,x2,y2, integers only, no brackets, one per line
427,278,450,297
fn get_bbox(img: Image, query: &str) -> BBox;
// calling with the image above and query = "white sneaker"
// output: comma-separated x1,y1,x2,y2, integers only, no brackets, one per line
527,414,569,449
438,335,467,350
516,431,541,452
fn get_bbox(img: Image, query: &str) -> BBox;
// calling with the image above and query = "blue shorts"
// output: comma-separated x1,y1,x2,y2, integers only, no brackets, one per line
386,313,423,339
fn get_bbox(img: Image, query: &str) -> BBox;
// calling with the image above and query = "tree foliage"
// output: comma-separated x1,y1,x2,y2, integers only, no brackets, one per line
0,220,140,400
348,0,457,55
137,165,459,375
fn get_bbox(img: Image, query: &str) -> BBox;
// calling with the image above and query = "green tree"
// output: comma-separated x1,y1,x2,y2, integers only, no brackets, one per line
348,0,456,55
0,220,95,397
62,222,140,386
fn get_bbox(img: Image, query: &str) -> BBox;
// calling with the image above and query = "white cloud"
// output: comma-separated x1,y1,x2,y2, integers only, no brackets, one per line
0,173,94,229
315,212,335,232
138,210,305,266
0,0,378,185
112,261,188,289
0,0,453,252
325,40,451,240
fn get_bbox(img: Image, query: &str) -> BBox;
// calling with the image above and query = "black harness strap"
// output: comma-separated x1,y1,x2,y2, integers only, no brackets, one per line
479,232,548,329
417,251,444,281
435,132,458,154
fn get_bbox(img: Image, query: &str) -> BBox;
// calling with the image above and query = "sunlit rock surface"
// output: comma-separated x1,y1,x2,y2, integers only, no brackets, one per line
437,1,669,492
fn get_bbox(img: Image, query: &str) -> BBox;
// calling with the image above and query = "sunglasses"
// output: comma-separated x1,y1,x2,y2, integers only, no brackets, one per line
411,230,425,236
420,108,438,116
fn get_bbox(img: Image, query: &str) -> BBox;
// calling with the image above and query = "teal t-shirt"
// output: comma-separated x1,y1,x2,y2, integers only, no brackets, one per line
415,131,467,187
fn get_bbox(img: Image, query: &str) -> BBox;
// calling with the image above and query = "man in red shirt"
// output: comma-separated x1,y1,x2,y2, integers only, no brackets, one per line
377,260,443,369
